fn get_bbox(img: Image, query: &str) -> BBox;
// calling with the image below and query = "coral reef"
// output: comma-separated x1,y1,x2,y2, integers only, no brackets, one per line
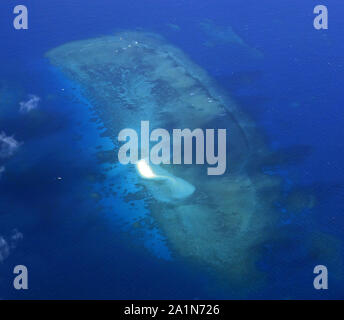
46,31,282,284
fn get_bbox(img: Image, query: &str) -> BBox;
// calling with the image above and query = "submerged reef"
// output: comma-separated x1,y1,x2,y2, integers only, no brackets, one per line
46,31,283,285
199,19,264,58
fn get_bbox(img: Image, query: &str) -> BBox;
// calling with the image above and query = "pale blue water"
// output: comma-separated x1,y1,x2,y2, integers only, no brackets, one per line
0,0,343,299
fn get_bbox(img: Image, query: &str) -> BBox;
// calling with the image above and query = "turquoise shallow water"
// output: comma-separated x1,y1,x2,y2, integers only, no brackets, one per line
0,59,212,299
0,0,343,299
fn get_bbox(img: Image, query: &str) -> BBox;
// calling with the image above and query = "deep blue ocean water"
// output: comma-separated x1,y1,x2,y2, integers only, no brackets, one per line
0,0,343,299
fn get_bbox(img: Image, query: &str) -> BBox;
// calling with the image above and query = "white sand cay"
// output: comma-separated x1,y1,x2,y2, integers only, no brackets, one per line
136,159,195,202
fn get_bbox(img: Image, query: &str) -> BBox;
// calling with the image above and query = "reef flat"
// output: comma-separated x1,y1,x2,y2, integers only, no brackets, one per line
46,31,282,285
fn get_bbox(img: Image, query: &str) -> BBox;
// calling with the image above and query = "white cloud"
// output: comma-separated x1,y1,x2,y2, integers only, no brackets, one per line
0,229,23,263
0,132,21,159
19,94,40,113
0,237,10,263
0,166,4,178
10,229,23,244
